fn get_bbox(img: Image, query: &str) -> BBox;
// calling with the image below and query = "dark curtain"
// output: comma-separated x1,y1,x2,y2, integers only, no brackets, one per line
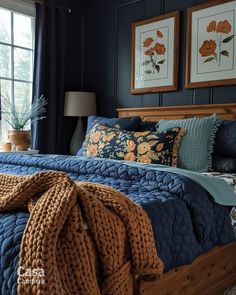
32,2,68,154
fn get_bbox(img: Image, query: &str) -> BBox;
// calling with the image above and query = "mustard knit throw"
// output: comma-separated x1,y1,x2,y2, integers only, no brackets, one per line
0,171,163,295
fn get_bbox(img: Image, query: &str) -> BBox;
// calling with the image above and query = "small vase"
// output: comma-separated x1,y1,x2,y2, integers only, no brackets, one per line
8,130,31,151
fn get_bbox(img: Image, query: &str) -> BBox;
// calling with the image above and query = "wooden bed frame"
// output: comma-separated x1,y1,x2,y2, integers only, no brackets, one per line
117,103,236,295
117,103,236,121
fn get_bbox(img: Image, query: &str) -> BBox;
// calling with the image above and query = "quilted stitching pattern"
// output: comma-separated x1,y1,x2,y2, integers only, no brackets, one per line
0,154,234,294
0,212,29,295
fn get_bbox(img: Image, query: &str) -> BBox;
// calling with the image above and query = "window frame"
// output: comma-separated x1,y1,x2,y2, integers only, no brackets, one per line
0,0,36,17
0,0,35,142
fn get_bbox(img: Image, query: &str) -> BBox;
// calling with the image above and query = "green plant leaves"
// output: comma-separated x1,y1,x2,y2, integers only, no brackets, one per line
155,64,160,72
220,50,229,57
142,60,151,66
144,70,152,74
222,35,234,43
0,94,47,130
158,60,165,64
204,57,215,63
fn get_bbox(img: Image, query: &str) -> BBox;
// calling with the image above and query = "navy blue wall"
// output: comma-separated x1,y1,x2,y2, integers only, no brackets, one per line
61,0,85,154
80,0,236,117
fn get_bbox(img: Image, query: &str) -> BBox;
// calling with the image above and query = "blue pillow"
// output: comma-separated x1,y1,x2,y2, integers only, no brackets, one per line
214,120,236,158
212,156,236,173
139,121,158,132
157,115,220,172
77,115,141,155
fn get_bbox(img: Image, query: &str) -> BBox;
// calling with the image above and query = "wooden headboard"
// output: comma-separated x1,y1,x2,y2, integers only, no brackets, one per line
117,103,236,121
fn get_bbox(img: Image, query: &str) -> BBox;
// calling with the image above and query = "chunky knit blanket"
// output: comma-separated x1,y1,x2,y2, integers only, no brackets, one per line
0,171,163,295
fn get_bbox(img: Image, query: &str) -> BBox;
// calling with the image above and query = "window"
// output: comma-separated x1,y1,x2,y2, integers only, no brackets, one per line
0,0,35,142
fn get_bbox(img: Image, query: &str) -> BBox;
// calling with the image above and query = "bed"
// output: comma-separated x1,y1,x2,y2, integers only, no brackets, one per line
117,102,236,295
0,103,235,295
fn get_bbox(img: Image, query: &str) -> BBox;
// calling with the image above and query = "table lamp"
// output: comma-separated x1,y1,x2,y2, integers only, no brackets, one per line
64,91,96,155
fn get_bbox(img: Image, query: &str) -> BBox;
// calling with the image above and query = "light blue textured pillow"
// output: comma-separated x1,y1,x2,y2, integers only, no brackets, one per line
157,114,220,172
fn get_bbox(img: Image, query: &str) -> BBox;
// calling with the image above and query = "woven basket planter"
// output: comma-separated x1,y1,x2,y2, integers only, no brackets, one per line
8,130,31,151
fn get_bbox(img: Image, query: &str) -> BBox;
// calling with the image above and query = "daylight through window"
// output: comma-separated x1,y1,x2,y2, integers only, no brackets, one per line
0,4,35,142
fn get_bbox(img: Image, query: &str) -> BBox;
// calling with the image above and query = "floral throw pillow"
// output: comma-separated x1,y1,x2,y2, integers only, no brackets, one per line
83,124,185,166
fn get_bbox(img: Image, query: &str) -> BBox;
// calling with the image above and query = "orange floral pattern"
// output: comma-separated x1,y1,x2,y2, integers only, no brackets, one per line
199,19,234,66
207,20,216,33
124,152,136,161
127,140,135,152
154,43,166,55
143,37,154,47
137,142,151,154
156,30,163,38
199,40,217,57
91,131,101,143
87,144,98,157
145,47,155,56
216,20,231,34
84,123,185,167
139,155,152,164
142,29,166,74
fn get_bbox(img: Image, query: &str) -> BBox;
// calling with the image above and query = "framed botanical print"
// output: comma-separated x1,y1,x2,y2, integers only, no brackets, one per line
186,0,236,88
130,11,180,94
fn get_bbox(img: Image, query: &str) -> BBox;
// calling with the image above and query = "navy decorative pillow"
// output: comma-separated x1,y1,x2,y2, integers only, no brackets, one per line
77,115,141,156
212,156,236,173
83,124,185,166
214,120,236,158
86,115,141,134
140,121,158,132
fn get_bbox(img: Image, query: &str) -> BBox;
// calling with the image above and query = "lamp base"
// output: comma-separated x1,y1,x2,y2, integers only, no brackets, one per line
70,117,85,155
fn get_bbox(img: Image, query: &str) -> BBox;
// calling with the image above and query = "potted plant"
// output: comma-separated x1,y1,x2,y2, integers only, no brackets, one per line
1,95,47,151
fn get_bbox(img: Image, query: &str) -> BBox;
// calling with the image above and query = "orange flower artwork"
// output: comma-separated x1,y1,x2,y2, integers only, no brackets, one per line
143,37,154,47
216,20,232,34
199,19,234,66
145,47,155,56
207,20,216,33
199,40,217,57
142,29,166,75
154,43,166,55
156,30,163,38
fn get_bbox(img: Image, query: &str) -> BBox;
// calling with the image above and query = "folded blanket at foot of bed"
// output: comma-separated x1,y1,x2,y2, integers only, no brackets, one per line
0,171,163,295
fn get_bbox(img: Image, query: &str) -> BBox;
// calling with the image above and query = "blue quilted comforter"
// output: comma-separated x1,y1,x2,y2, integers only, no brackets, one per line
0,154,235,294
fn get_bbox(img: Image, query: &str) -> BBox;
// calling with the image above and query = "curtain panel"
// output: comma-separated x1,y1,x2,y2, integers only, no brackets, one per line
32,2,68,154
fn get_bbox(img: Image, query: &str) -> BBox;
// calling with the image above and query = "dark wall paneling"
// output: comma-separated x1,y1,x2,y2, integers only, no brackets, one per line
141,0,163,107
65,1,84,91
162,0,192,106
62,0,85,154
212,86,236,104
194,88,211,105
83,10,117,116
116,0,144,110
81,0,236,117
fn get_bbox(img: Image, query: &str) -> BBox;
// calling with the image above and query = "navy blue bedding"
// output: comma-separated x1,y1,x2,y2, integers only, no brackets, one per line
0,154,235,294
